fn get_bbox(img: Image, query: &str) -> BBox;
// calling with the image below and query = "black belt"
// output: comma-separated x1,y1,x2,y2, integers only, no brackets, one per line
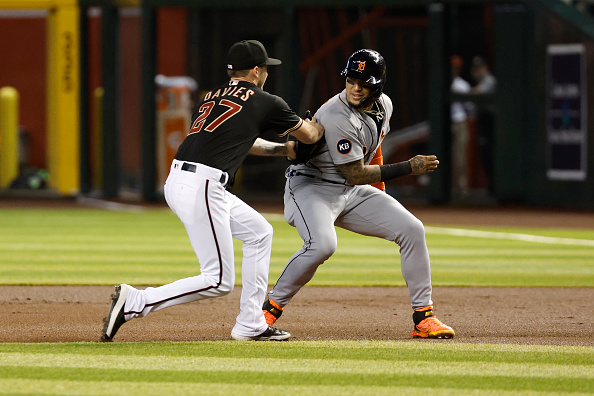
288,170,346,186
181,162,227,184
181,162,197,172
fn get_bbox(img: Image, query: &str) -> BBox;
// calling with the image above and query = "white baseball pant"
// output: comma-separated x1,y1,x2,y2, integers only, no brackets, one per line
123,160,272,337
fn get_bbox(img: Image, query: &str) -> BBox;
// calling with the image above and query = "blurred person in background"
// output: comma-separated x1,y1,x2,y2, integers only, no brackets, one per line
450,55,473,198
470,56,496,94
470,56,497,194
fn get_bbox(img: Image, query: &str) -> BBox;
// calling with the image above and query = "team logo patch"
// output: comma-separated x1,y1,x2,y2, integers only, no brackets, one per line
337,139,352,155
357,61,366,71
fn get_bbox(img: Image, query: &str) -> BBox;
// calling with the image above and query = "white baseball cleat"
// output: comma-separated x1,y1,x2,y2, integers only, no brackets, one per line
231,326,291,341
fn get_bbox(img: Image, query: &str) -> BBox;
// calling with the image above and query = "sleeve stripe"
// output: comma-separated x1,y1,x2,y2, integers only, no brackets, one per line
278,118,303,137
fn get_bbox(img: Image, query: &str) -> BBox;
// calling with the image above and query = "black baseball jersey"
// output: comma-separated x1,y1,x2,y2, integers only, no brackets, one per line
175,79,302,186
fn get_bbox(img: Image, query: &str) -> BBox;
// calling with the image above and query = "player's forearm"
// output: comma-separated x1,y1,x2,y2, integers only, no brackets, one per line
309,120,325,143
337,162,382,185
342,162,414,185
290,118,325,144
249,138,290,157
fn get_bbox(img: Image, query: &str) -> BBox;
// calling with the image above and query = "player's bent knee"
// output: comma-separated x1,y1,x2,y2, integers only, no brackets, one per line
245,221,274,246
404,218,427,244
411,218,426,238
393,217,426,246
311,240,337,262
218,284,234,296
202,274,234,295
262,222,274,242
215,281,234,296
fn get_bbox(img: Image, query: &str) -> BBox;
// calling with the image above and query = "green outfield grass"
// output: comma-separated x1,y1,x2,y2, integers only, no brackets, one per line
0,341,593,395
1,206,593,395
0,207,592,286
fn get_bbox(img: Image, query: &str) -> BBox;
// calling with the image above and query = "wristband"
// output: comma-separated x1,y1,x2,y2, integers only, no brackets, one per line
379,161,412,182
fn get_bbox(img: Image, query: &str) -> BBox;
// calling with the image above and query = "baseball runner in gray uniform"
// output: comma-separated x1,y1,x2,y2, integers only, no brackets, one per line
263,49,455,339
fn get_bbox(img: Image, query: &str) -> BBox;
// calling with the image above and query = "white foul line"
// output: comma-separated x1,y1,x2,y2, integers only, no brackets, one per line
76,197,146,212
263,213,285,222
425,226,594,247
263,213,594,247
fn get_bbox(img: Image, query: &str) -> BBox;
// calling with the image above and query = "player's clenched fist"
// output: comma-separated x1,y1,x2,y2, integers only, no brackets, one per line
409,155,439,175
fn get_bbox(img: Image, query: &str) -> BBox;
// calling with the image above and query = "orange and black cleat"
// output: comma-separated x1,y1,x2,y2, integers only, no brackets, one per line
412,305,455,339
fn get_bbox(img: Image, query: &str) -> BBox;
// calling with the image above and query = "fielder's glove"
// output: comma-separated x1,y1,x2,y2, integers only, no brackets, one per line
290,110,326,165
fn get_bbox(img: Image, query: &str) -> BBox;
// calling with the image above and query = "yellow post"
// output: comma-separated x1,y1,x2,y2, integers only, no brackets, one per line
0,86,19,189
46,0,80,195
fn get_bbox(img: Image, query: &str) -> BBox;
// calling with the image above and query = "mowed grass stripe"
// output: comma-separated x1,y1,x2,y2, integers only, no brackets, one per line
0,380,564,396
1,353,593,379
2,208,593,286
1,341,592,364
1,366,592,393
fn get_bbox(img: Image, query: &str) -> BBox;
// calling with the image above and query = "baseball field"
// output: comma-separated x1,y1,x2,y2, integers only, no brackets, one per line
1,200,593,395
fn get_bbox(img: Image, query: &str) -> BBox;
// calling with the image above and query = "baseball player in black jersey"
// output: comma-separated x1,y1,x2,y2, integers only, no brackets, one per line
101,40,324,342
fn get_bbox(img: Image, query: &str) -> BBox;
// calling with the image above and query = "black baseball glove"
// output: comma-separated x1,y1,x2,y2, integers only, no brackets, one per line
290,110,326,165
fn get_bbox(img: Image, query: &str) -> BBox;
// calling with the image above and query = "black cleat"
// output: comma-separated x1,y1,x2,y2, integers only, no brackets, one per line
100,284,131,342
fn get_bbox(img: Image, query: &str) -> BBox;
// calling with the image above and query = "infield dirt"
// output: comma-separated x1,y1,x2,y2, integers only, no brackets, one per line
1,202,593,345
1,285,592,345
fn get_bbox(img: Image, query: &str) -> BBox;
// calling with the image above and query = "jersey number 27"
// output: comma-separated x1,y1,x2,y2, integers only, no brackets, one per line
189,99,242,134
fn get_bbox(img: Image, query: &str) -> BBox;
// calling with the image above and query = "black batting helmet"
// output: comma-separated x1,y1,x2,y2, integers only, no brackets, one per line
340,49,386,107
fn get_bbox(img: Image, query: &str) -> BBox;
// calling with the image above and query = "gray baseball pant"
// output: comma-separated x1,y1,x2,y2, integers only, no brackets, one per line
268,175,434,310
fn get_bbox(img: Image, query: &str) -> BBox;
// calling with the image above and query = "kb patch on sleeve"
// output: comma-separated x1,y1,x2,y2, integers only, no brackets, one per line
337,138,352,155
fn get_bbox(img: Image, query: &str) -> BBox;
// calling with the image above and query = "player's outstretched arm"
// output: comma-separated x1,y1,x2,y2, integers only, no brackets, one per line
248,138,296,159
289,117,325,144
337,155,439,185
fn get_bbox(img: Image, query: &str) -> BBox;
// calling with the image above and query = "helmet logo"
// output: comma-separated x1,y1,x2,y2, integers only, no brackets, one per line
357,61,366,71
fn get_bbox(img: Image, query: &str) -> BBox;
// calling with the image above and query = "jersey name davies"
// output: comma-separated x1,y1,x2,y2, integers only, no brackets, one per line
203,86,255,102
